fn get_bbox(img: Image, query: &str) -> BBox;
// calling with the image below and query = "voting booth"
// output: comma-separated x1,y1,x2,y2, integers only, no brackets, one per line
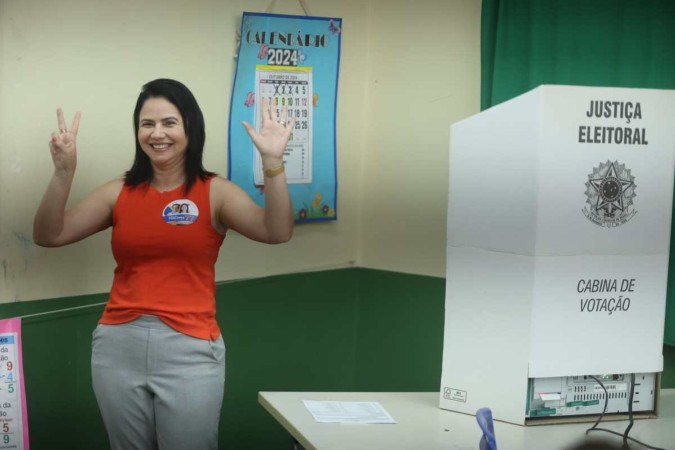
439,85,675,425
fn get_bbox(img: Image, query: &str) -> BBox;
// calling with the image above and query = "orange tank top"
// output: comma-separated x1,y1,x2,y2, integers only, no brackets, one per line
100,176,225,340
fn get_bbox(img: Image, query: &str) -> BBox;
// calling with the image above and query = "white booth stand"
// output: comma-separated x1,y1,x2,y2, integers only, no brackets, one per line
439,85,675,425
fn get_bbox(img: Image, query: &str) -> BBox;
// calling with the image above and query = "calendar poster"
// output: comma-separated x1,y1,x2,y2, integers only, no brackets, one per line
0,319,29,450
229,12,342,222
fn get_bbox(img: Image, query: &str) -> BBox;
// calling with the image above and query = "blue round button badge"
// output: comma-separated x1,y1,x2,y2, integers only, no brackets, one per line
162,199,199,225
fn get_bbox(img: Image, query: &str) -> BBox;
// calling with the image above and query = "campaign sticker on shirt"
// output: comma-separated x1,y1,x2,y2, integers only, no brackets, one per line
162,199,199,225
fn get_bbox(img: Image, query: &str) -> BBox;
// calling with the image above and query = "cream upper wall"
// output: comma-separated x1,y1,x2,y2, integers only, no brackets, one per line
359,0,481,278
0,0,480,302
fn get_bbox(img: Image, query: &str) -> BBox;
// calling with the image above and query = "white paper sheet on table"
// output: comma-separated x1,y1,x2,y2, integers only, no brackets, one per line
302,400,396,423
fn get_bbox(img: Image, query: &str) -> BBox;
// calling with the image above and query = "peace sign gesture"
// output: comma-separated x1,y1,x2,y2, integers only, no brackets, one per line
49,108,81,174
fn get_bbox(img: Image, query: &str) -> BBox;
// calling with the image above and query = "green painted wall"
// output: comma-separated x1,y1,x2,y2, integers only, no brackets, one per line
0,268,672,449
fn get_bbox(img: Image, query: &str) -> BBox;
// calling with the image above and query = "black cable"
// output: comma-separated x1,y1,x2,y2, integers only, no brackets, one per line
586,375,609,433
587,427,666,450
623,373,635,448
585,374,667,450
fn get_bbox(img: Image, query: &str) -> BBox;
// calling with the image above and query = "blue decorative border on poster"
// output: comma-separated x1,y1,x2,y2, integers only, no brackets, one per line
228,12,342,223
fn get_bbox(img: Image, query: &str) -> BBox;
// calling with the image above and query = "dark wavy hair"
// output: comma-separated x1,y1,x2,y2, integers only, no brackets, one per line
125,79,215,193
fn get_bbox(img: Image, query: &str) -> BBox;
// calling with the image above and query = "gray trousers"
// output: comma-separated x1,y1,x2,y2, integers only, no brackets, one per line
91,315,225,450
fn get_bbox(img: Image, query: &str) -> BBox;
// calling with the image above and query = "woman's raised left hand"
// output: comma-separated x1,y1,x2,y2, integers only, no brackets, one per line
242,97,296,165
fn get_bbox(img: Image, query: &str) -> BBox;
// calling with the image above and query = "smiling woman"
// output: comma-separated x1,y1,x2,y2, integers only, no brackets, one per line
136,97,189,189
32,78,296,450
126,79,213,195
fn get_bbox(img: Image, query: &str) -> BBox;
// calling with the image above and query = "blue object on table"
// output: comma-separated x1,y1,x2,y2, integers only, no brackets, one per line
476,407,497,450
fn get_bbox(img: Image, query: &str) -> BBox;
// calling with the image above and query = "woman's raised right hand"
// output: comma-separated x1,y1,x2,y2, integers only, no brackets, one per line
49,108,81,174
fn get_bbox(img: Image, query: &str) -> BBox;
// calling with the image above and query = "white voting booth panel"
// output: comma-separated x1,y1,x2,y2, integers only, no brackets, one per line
439,85,675,425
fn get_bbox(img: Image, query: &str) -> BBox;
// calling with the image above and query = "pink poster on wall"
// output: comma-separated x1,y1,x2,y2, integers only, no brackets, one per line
0,318,29,449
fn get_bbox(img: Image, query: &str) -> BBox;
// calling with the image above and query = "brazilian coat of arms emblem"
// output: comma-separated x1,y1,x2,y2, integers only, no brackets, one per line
583,160,637,228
